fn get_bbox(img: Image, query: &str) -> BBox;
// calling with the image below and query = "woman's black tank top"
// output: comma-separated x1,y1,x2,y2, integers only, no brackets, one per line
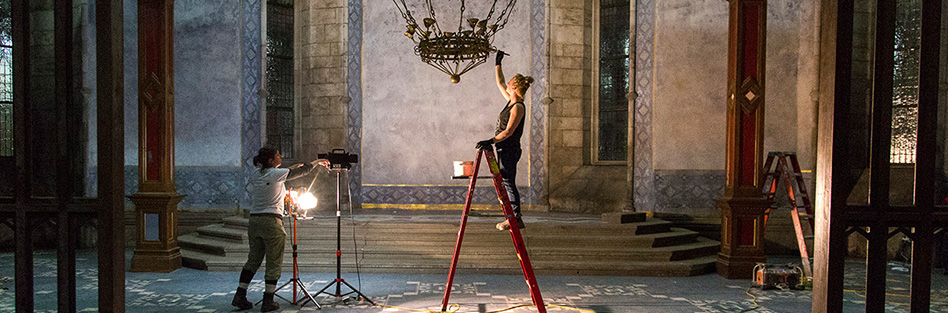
494,101,525,149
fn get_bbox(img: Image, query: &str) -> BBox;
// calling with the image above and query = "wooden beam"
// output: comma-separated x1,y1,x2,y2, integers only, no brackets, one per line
909,0,941,311
865,0,896,310
11,0,32,311
96,0,126,311
54,0,78,310
813,0,853,311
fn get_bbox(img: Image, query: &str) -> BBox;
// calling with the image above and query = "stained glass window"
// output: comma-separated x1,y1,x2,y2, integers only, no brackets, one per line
597,0,630,162
0,0,11,157
266,0,294,158
890,0,920,164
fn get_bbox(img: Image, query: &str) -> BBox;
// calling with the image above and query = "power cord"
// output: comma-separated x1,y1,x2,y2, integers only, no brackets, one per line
739,285,760,312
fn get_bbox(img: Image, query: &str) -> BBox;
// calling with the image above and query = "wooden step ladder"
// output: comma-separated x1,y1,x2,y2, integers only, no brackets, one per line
761,151,814,277
442,147,546,313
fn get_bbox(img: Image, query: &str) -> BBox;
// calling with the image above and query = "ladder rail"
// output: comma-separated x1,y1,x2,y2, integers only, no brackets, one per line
777,156,813,277
442,149,484,311
442,148,546,313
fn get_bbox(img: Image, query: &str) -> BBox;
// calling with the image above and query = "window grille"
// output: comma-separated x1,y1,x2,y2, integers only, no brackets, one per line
596,0,630,163
266,0,294,158
890,0,920,164
0,0,11,157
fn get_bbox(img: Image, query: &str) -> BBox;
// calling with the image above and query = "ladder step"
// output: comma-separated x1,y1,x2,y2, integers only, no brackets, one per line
804,235,814,239
466,212,512,218
797,213,814,219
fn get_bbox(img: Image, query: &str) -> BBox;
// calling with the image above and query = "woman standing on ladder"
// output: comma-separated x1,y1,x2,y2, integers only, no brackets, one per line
476,50,534,231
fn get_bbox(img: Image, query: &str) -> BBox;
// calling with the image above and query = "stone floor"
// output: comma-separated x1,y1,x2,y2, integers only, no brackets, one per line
1,210,947,312
1,250,947,312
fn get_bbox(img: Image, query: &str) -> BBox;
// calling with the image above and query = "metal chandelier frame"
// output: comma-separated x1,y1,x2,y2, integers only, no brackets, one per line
393,0,518,83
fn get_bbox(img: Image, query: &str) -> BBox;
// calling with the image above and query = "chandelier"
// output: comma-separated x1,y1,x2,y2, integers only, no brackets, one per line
393,0,518,83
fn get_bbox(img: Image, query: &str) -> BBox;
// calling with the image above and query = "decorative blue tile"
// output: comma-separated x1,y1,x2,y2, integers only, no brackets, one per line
348,0,364,206
633,0,656,211
241,0,263,207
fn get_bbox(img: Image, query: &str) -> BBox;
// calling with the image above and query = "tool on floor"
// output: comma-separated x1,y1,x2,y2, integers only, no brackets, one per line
442,146,546,313
311,150,375,306
761,151,815,277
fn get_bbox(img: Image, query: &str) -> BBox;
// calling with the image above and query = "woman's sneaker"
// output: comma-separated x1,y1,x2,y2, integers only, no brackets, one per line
495,217,525,230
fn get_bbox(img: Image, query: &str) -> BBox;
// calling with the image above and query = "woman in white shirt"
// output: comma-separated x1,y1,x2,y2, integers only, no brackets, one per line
232,147,325,312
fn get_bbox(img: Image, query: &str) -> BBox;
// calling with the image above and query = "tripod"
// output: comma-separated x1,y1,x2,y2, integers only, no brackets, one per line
309,167,374,306
271,194,321,309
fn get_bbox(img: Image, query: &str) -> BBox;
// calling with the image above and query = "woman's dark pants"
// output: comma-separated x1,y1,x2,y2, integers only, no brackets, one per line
495,146,522,218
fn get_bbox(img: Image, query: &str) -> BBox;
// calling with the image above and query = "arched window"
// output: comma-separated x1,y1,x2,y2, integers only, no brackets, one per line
891,0,920,163
266,0,295,158
0,0,11,157
593,0,630,164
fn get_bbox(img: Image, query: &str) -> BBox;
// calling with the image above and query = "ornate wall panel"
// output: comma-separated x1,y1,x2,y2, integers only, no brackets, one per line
348,0,363,205
633,0,656,210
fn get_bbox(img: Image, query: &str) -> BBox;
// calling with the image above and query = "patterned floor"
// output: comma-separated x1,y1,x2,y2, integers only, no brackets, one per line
1,251,947,312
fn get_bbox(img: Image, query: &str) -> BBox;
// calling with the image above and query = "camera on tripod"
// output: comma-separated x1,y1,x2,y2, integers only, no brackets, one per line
318,149,359,169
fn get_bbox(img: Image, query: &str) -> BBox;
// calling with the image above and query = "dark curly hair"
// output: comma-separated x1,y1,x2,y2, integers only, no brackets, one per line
252,147,279,169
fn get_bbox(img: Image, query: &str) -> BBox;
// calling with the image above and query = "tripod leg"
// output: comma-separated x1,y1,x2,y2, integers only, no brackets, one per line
295,280,322,309
340,279,375,305
272,279,296,303
315,280,337,297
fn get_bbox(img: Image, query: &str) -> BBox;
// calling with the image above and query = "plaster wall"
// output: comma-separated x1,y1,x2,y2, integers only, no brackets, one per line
121,0,243,167
360,1,531,186
651,1,818,172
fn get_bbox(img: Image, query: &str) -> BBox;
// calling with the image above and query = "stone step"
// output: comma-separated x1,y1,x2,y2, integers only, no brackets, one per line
185,251,717,277
195,224,246,243
179,232,714,264
181,215,719,277
220,216,673,236
211,227,697,248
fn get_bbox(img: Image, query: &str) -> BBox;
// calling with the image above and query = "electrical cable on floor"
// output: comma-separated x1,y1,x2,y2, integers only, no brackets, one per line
369,302,595,313
347,180,365,294
739,286,760,312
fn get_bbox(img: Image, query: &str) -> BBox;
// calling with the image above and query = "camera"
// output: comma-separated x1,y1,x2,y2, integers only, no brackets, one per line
318,149,359,169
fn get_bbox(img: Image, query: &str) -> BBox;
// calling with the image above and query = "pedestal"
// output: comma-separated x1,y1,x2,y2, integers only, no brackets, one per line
129,192,184,273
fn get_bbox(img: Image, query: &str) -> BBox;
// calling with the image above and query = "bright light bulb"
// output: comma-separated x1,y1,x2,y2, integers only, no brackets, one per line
298,192,317,210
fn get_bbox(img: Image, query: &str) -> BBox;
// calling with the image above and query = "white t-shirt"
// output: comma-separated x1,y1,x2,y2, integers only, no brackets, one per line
250,167,290,215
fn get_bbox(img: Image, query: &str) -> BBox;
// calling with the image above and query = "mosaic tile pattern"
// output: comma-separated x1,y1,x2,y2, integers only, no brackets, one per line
362,185,512,205
529,0,548,207
654,170,725,215
241,0,263,206
633,0,657,211
5,251,941,312
347,0,364,206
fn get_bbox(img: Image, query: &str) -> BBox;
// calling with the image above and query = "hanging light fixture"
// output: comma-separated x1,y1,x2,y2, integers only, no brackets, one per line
393,0,518,83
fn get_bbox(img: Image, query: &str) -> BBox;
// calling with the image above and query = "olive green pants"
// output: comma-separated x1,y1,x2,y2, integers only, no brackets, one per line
242,216,286,281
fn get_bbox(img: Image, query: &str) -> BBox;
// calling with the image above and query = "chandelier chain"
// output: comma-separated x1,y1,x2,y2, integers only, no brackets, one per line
458,0,465,33
395,0,418,28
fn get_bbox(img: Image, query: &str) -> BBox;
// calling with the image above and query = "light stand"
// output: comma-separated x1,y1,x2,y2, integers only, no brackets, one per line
309,167,375,306
271,191,321,309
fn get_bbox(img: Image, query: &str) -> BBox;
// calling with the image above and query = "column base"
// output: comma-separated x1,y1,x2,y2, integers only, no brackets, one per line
131,247,182,273
716,251,765,279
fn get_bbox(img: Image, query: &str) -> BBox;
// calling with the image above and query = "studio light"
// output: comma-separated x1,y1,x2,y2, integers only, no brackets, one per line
392,0,518,83
298,192,318,210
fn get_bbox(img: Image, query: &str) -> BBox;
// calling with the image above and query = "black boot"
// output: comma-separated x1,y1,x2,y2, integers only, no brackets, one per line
231,288,253,310
261,292,280,312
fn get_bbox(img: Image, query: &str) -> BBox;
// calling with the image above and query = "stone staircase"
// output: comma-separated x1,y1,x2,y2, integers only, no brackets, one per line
179,213,720,276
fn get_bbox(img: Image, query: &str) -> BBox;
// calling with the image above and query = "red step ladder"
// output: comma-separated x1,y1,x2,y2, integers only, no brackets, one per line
761,151,815,277
441,147,546,313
